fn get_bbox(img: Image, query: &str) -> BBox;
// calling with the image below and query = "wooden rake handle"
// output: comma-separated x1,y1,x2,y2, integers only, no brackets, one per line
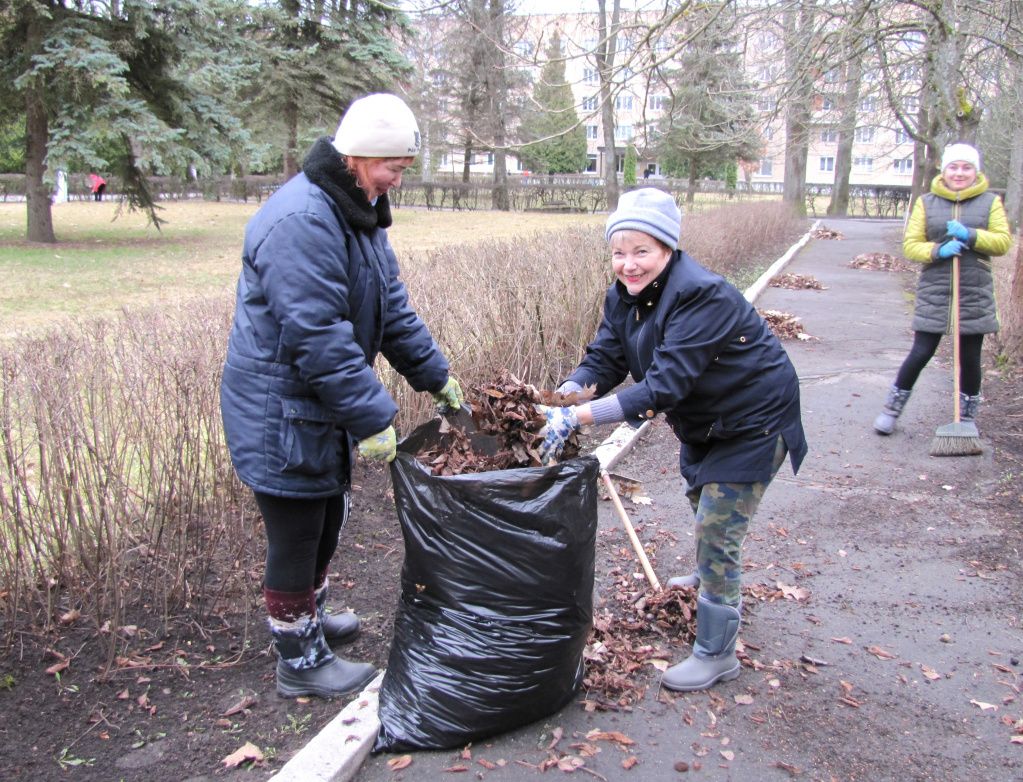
952,254,961,423
600,469,662,591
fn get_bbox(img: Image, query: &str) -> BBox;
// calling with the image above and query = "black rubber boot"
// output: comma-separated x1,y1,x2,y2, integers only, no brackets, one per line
315,580,360,644
661,595,741,692
271,618,376,699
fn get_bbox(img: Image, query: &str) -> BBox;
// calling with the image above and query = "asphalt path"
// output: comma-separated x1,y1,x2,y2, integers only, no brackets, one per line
275,217,1022,782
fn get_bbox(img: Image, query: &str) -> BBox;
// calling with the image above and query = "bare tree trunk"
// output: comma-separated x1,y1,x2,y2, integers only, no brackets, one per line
1004,56,1023,232
486,0,509,210
996,235,1023,363
24,9,55,244
597,0,621,211
283,99,300,181
686,159,698,205
828,54,861,216
781,4,814,216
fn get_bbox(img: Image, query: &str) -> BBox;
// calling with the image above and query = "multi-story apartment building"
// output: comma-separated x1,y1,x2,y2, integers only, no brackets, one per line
434,8,921,191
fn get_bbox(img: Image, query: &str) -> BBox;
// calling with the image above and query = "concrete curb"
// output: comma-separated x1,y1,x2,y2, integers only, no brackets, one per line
269,222,819,781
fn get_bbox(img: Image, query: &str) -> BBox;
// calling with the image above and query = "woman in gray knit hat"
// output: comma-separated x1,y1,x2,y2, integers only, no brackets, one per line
221,94,463,699
538,187,807,692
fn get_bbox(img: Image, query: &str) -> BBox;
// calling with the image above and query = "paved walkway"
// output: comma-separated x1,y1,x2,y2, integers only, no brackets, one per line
274,218,1021,782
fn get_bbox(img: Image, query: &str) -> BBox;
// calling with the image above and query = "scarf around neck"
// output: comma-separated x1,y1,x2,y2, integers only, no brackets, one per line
302,136,393,230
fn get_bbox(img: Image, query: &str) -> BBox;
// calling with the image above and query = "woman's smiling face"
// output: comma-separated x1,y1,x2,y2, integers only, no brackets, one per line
610,230,673,295
942,161,978,191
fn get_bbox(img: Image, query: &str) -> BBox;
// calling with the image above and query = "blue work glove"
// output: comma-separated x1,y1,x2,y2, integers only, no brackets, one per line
357,426,396,463
946,220,970,242
431,377,464,413
936,239,966,259
537,405,579,465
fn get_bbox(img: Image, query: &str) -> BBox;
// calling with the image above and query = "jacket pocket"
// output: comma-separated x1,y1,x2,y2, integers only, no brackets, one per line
278,396,339,476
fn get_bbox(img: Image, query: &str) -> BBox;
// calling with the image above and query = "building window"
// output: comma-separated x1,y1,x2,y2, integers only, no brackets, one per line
586,154,598,172
514,41,534,59
582,96,598,112
759,158,773,176
615,95,633,111
819,156,835,172
859,96,877,113
820,97,835,111
758,96,777,112
904,95,919,113
893,157,913,173
824,68,841,84
586,124,598,140
854,156,873,171
894,128,910,144
648,95,666,111
614,124,634,141
854,126,875,142
583,68,597,84
820,128,838,143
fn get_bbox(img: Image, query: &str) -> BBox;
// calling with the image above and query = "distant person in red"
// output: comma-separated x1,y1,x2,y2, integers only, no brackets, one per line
89,173,106,201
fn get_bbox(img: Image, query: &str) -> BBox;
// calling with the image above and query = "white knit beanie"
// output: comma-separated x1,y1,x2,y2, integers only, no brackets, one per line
941,143,980,172
605,188,682,249
332,94,421,158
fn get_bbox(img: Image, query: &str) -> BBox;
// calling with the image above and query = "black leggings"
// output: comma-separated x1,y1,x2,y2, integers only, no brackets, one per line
253,492,349,592
895,331,984,396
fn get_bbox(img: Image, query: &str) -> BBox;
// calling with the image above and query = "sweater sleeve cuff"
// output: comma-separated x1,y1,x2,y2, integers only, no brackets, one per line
588,395,625,426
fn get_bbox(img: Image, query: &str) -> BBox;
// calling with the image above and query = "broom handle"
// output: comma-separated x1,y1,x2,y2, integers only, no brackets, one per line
951,254,961,423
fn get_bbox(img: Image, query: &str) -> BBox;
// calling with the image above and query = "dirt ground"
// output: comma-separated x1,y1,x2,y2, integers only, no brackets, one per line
0,363,1019,781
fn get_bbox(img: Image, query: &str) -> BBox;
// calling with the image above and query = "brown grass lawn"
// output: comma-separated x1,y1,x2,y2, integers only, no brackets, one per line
0,201,605,337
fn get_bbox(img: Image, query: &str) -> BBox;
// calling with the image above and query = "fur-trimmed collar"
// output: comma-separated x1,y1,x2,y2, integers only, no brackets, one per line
302,136,392,230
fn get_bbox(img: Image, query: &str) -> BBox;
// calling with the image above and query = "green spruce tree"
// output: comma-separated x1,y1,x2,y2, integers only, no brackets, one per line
518,31,587,175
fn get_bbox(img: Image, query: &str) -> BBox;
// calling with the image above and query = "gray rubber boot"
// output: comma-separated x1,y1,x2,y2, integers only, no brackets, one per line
315,580,360,644
873,385,912,435
661,595,741,692
666,572,700,589
959,393,981,424
271,618,376,699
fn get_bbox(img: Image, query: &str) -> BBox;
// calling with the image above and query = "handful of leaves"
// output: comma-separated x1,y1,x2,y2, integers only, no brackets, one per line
415,371,595,475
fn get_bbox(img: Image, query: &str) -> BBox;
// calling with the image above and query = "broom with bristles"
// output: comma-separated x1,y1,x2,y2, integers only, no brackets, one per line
930,253,983,456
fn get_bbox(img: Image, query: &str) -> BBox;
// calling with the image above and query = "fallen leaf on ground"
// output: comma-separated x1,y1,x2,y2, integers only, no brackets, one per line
920,664,941,681
222,694,258,716
733,693,754,705
221,742,264,768
622,756,639,769
387,755,413,770
831,636,852,645
867,645,897,660
970,700,998,711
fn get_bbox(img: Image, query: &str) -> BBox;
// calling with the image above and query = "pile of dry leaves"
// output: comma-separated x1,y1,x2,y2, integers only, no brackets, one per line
770,273,826,290
758,309,814,341
849,252,912,272
812,226,844,240
413,372,595,476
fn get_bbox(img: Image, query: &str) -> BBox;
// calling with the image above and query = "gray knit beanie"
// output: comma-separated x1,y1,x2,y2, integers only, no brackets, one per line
605,188,682,249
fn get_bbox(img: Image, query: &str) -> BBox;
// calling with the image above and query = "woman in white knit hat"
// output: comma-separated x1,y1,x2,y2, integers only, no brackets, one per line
537,188,807,692
220,94,463,699
873,142,1012,436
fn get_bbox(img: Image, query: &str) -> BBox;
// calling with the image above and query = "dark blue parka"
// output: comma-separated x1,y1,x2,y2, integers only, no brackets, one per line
565,251,806,490
221,138,449,498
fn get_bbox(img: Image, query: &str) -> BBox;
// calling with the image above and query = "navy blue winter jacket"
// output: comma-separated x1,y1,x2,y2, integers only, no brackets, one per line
566,251,806,488
220,138,449,497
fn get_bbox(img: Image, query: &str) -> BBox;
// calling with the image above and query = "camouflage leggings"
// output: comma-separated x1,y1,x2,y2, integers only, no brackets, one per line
685,436,788,607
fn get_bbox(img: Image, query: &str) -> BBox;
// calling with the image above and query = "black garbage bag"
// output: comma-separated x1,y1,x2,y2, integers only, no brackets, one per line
373,422,599,753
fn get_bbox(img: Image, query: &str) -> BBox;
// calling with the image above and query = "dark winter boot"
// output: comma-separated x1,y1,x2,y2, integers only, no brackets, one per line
666,572,700,590
661,595,741,692
873,385,912,435
271,617,376,699
959,393,981,425
314,580,360,644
